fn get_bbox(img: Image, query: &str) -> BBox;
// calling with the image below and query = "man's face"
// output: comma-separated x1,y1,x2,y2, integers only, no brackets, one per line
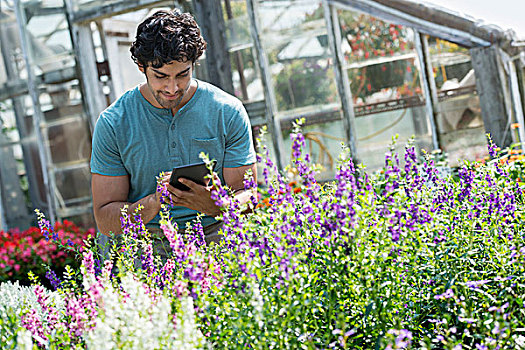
140,60,193,110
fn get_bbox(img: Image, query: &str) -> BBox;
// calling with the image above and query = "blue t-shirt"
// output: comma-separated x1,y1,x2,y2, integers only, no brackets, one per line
90,80,256,229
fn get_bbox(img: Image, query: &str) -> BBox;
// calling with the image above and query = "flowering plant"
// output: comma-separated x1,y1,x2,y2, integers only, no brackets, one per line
493,145,525,186
2,124,525,349
0,220,94,286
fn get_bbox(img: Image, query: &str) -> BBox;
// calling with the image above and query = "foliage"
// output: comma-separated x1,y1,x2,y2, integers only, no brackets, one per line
0,101,6,134
274,59,337,110
318,6,421,101
2,126,525,349
493,144,525,185
0,281,61,348
340,13,421,101
308,5,420,101
0,219,94,287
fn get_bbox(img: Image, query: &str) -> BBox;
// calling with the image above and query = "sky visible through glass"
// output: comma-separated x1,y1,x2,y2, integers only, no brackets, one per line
424,0,525,39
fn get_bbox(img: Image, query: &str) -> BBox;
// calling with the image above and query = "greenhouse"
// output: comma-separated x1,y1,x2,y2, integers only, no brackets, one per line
4,1,525,348
0,0,524,231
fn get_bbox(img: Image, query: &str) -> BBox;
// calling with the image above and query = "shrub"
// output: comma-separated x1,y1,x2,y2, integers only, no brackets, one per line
0,220,94,287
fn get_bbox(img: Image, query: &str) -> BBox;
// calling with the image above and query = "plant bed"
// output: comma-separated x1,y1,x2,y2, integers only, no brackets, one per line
0,219,95,289
1,127,524,349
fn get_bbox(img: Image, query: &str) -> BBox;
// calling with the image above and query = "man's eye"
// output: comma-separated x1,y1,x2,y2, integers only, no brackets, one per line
155,75,166,79
179,73,189,77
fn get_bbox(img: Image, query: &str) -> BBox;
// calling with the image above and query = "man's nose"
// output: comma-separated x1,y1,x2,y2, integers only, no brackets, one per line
165,78,179,94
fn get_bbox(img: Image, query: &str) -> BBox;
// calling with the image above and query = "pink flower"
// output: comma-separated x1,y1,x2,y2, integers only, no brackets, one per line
82,250,95,276
21,308,46,346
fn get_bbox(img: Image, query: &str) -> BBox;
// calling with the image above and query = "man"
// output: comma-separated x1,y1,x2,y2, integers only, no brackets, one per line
90,9,257,245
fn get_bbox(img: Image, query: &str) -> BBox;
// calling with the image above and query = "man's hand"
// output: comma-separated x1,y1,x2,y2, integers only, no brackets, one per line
160,173,221,216
158,163,257,217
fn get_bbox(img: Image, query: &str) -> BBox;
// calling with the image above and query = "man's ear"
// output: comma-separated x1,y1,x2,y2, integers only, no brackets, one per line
138,63,146,74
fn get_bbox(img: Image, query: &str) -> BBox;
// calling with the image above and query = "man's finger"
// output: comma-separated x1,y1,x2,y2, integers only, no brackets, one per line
178,178,201,191
169,186,186,198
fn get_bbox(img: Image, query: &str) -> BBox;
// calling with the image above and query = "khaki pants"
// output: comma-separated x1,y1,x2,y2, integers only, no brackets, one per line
149,220,224,260
99,221,224,269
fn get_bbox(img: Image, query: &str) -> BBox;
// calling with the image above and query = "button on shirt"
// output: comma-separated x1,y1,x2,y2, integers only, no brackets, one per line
90,80,256,229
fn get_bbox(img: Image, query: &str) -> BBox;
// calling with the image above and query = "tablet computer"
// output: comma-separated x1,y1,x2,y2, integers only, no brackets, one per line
169,161,215,191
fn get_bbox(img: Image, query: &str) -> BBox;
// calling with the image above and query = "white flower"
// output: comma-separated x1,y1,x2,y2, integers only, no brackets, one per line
85,273,205,349
16,328,34,350
249,281,264,328
0,281,63,347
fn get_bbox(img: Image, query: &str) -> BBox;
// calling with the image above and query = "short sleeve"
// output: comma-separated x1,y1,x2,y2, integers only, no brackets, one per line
90,115,128,176
223,103,256,168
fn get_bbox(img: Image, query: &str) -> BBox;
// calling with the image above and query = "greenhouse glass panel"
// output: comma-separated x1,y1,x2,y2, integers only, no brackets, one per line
0,142,32,228
0,1,26,82
11,0,95,225
222,0,263,102
258,1,337,111
47,118,91,164
39,80,84,122
229,47,264,102
19,2,76,75
257,1,342,179
337,9,432,171
223,0,252,49
0,99,22,144
426,36,488,166
54,165,91,202
0,95,49,213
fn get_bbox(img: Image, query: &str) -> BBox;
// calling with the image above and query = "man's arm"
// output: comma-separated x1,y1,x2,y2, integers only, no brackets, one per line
161,163,257,216
223,163,258,209
91,173,162,236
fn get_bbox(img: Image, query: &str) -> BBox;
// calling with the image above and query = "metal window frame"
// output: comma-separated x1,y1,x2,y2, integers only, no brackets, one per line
14,0,56,222
325,0,491,48
64,0,110,131
245,0,286,170
322,1,359,161
323,0,443,156
322,0,525,157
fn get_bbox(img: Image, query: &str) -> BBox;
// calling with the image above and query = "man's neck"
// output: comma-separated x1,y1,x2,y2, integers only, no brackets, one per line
172,79,198,115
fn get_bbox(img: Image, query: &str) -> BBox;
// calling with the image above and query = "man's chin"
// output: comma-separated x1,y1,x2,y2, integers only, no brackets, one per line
159,98,182,109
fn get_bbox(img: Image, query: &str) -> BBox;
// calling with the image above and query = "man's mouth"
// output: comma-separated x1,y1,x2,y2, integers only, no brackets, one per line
161,92,181,100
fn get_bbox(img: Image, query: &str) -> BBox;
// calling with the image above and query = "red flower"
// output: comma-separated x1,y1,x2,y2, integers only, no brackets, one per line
0,221,93,283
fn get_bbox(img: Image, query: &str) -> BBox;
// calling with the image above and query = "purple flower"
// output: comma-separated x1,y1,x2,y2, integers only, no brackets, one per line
465,280,491,289
45,270,61,290
487,134,498,158
156,173,173,206
434,288,454,300
387,329,413,349
35,209,53,241
82,250,95,276
141,243,155,277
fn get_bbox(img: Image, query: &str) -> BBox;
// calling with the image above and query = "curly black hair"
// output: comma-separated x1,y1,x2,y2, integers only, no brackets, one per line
130,9,207,69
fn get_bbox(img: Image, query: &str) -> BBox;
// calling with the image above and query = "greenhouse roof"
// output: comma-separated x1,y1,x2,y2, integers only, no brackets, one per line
422,0,525,40
333,0,520,51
